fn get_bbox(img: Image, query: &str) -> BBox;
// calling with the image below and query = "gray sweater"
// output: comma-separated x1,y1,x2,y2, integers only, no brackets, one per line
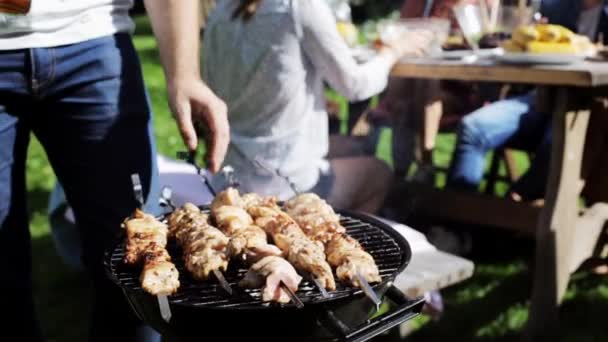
203,0,393,198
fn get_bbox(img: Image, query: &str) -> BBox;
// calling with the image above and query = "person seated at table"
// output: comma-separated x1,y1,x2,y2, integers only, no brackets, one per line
447,0,608,202
201,0,432,213
353,0,502,184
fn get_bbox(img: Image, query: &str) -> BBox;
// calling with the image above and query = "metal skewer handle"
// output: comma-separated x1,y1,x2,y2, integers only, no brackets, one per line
356,269,381,311
159,186,176,210
280,281,304,309
213,269,233,295
157,295,172,323
177,151,217,196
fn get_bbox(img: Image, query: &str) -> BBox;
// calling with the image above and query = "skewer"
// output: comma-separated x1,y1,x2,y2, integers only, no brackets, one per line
220,165,240,188
229,143,301,195
252,156,300,196
159,186,176,210
131,174,145,207
305,272,329,299
213,269,233,295
280,281,304,308
177,151,217,196
356,269,381,311
173,157,238,297
157,295,172,322
131,174,173,323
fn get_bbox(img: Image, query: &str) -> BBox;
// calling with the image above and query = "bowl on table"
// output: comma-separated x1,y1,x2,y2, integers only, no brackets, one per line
377,18,450,57
452,4,532,51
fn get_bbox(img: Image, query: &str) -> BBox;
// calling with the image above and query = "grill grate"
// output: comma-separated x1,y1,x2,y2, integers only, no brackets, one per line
108,210,407,309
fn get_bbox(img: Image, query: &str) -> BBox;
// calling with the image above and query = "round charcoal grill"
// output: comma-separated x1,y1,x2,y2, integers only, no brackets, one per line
105,208,424,342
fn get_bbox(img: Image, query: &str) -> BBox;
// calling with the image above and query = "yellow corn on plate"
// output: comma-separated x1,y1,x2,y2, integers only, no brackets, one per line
536,24,562,42
512,25,540,45
502,40,525,52
526,41,577,54
557,26,575,43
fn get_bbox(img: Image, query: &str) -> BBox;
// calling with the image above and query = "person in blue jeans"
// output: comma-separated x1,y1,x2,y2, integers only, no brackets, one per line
447,93,551,200
447,0,608,200
0,1,229,341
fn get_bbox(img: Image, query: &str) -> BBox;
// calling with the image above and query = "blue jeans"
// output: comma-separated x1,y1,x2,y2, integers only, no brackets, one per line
447,93,552,200
0,34,160,342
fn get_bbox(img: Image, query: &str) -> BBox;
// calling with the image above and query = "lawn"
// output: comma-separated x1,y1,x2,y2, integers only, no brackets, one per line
26,16,608,342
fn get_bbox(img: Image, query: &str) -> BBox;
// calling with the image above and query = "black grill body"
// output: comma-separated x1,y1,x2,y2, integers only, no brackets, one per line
105,209,423,341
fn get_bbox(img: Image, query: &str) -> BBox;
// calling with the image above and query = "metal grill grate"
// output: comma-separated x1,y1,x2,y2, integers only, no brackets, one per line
107,210,407,309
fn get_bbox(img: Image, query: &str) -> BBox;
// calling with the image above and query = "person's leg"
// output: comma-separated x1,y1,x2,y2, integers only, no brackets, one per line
447,94,537,191
324,157,393,213
0,50,44,341
31,34,160,342
509,125,552,200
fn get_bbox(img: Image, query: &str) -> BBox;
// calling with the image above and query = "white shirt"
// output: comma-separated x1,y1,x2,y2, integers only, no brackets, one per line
203,0,394,199
578,4,603,40
0,0,134,50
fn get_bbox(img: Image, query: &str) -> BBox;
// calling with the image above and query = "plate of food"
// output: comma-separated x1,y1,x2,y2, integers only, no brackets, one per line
497,24,596,65
440,32,508,60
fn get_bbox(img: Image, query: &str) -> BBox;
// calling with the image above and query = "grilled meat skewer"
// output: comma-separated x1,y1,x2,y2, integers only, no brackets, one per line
167,203,229,281
211,190,301,304
124,209,180,295
212,205,282,263
285,194,381,287
248,203,337,291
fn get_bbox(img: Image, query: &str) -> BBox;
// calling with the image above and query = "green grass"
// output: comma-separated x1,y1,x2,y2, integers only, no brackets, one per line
26,16,608,342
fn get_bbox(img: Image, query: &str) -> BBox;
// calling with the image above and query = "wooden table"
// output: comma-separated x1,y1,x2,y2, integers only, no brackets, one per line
391,58,608,340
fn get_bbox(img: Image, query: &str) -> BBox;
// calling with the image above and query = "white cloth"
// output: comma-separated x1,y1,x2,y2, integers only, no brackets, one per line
578,4,603,41
0,0,134,50
202,0,394,200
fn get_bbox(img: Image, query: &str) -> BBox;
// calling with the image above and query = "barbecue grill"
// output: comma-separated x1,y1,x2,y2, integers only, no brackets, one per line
105,208,423,341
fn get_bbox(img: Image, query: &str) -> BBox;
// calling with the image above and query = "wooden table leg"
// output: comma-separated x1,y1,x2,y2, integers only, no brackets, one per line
524,87,591,341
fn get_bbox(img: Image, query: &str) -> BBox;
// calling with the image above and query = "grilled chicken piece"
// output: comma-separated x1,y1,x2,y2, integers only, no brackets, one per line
249,204,336,291
241,192,274,209
326,235,381,286
124,209,180,295
140,252,180,295
228,226,283,263
124,210,169,265
240,256,302,304
285,193,381,287
211,188,243,213
213,205,254,235
168,204,229,280
212,204,282,263
284,193,344,243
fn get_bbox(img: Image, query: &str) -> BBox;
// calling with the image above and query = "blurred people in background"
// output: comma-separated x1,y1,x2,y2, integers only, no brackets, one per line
203,0,432,213
447,0,608,202
354,0,500,185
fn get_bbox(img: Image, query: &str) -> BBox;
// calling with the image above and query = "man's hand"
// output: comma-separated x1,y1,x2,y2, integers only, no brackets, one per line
145,0,229,172
168,78,229,173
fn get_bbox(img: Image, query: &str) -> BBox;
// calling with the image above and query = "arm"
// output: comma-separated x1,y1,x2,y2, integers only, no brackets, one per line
144,0,229,173
299,0,430,102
